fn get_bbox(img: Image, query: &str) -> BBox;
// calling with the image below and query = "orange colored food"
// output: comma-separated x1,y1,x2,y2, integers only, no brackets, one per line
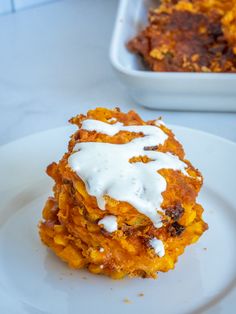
127,0,236,72
39,108,208,279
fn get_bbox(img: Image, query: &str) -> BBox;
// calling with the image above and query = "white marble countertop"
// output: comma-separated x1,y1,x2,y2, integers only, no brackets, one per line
0,0,236,146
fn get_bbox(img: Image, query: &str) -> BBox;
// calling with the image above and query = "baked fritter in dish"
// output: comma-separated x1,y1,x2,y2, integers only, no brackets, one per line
127,0,236,72
39,107,208,279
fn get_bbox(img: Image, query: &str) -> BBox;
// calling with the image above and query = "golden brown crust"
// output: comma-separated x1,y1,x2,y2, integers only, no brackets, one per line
39,108,208,279
127,0,236,72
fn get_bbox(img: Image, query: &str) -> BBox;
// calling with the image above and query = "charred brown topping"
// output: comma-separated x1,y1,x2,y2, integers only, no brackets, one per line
122,224,135,236
62,179,71,184
143,145,159,151
43,220,56,228
127,1,236,72
139,236,151,248
168,222,185,236
115,107,121,112
122,223,147,237
165,204,184,221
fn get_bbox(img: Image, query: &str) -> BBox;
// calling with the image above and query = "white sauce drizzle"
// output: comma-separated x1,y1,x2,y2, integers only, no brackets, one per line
155,119,166,127
108,117,117,123
98,215,118,233
149,237,165,257
68,119,189,228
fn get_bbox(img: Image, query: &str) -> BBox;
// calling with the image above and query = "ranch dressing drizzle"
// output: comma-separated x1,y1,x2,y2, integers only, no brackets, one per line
154,119,166,127
149,238,165,257
68,119,189,228
98,215,118,233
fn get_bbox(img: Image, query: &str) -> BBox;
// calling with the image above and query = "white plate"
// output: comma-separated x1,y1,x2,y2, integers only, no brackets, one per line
0,125,236,314
110,0,236,111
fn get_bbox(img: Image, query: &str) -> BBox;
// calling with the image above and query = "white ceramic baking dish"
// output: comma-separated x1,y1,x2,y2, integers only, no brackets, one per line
110,0,236,111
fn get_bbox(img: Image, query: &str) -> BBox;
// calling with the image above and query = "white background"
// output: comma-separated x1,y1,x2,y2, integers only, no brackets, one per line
0,0,58,14
0,0,12,14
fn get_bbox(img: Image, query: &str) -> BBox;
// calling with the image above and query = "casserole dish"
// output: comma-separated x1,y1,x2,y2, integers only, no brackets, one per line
110,0,236,111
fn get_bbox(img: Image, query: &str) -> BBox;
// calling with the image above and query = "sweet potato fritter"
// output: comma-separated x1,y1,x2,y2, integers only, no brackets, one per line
127,0,236,72
39,108,208,279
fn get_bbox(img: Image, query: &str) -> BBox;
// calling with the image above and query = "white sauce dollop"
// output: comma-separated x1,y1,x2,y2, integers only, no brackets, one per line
149,238,165,257
68,119,189,228
155,119,166,127
108,117,117,123
98,215,118,233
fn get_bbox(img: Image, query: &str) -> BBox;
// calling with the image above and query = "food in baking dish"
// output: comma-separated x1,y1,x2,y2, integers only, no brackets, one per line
127,0,236,72
39,107,208,279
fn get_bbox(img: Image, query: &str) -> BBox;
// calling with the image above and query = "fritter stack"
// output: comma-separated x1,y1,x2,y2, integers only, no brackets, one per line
39,108,208,279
